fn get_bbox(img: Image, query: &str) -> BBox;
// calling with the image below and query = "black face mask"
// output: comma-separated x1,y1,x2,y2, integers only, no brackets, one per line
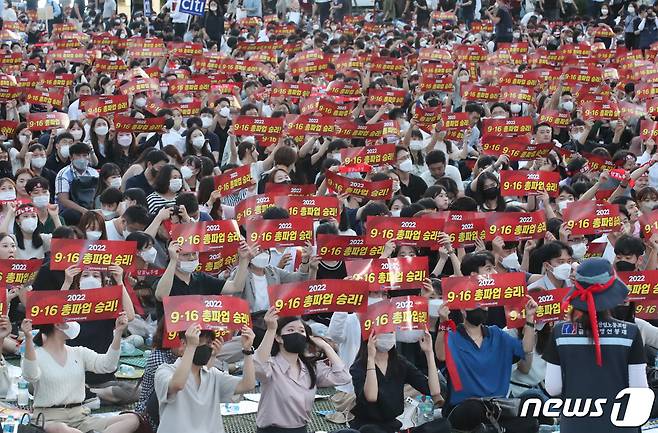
615,260,636,272
482,186,499,200
612,305,634,322
192,344,213,366
465,308,487,326
281,332,307,354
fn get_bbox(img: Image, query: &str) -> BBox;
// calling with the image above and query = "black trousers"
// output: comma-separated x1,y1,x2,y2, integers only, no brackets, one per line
446,400,539,433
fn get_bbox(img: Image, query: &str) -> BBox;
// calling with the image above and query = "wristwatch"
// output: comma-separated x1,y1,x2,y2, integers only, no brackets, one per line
242,346,255,355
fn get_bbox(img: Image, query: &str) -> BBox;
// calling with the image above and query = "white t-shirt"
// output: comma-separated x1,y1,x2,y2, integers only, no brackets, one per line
105,219,124,241
420,164,465,192
251,273,269,312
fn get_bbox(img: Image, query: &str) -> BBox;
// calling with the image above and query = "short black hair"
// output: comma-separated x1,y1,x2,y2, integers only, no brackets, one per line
262,206,290,220
146,149,169,166
122,205,149,227
100,187,124,205
536,241,573,265
176,192,199,216
69,142,91,156
25,176,49,194
425,150,446,166
153,164,181,194
461,251,495,276
615,234,645,257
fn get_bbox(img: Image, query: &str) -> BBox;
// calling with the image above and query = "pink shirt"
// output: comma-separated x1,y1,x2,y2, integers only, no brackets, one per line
254,353,351,428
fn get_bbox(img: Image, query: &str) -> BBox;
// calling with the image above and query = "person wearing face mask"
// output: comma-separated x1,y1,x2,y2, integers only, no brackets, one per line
45,132,74,175
254,310,351,433
394,147,428,203
25,143,57,196
26,177,63,234
555,185,576,217
154,323,256,433
125,149,169,196
613,234,646,272
349,312,445,433
625,3,639,49
124,231,163,315
112,131,138,173
185,126,216,163
94,163,122,209
145,164,184,214
88,116,112,167
66,83,93,122
154,240,242,317
77,210,108,242
55,143,99,226
183,116,221,163
21,314,140,433
0,204,55,260
472,171,507,212
529,241,575,291
203,0,225,44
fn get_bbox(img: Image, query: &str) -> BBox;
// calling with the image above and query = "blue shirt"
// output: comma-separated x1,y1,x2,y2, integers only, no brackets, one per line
446,325,525,406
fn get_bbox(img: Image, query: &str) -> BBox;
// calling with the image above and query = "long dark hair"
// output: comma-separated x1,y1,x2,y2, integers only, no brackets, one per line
14,212,43,250
33,324,55,346
272,316,317,389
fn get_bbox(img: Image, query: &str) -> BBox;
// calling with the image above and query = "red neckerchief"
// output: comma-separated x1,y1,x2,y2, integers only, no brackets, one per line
561,275,616,366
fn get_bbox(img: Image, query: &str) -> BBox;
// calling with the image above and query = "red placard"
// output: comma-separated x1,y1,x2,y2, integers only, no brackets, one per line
26,286,122,325
366,216,443,248
562,66,604,85
340,144,396,166
539,109,572,128
316,235,385,261
443,218,487,247
481,117,533,138
79,95,130,116
333,120,398,139
213,165,253,197
485,211,547,241
507,288,571,328
93,58,128,73
481,139,552,161
163,295,251,332
50,239,137,272
584,242,607,259
113,115,165,133
327,81,362,99
370,56,404,74
46,49,92,64
641,210,658,238
233,116,285,137
367,88,406,106
285,115,336,137
169,42,204,57
0,259,41,289
234,194,277,223
269,279,368,316
198,250,239,275
618,270,658,319
442,272,527,309
640,120,658,141
26,112,69,131
500,170,560,197
345,257,428,291
276,196,340,220
24,89,65,109
170,220,241,253
563,200,621,235
265,183,317,196
289,58,329,76
361,297,429,338
317,98,352,117
325,171,393,201
271,82,313,99
0,120,18,137
119,77,159,95
246,217,313,249
461,84,500,102
581,101,620,121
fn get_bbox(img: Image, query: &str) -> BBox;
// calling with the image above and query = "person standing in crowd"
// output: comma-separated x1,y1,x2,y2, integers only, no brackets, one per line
544,258,649,433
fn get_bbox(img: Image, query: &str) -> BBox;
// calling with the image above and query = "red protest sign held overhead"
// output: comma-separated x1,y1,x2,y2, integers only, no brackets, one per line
506,288,571,328
26,112,69,131
213,165,254,197
640,120,658,141
276,196,340,220
26,286,123,325
500,170,560,197
361,296,429,339
563,200,621,236
485,211,547,241
345,257,428,291
340,144,396,167
481,117,533,139
163,295,251,333
169,220,241,253
441,272,527,310
233,116,285,137
618,270,658,319
246,217,313,249
641,210,658,238
113,115,165,133
269,279,368,317
365,216,443,248
265,183,317,196
442,217,488,247
0,259,41,289
325,171,393,201
316,235,385,261
50,239,137,273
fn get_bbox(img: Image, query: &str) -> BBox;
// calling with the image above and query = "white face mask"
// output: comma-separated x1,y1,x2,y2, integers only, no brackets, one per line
551,263,572,281
409,140,426,151
180,166,194,180
160,86,169,94
169,179,183,193
571,131,584,142
192,135,205,149
139,246,158,264
134,97,147,108
59,145,70,159
375,333,396,352
501,252,521,270
428,299,443,317
57,321,80,340
102,208,118,219
94,125,109,136
396,329,424,343
398,159,413,173
109,177,122,189
31,157,47,169
510,103,522,114
117,135,132,147
571,242,587,260
70,130,83,141
558,199,574,212
628,6,635,13
367,296,382,305
250,252,270,268
0,190,16,201
561,100,574,112
201,116,213,128
391,209,401,217
459,75,470,83
20,217,37,233
32,194,49,208
178,259,199,273
86,231,102,241
79,276,102,289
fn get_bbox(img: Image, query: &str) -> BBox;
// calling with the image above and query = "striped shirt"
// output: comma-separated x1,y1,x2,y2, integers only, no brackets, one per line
146,192,177,214
55,164,99,195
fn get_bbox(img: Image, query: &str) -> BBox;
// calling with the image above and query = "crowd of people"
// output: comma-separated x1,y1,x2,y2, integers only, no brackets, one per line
0,0,652,432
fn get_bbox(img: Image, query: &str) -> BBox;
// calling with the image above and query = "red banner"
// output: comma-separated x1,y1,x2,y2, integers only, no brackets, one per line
563,201,621,235
50,239,137,272
485,211,547,241
113,115,165,133
170,221,241,253
325,171,393,200
0,120,18,137
500,170,560,197
640,120,658,141
361,296,429,338
618,270,658,319
246,217,313,249
234,194,276,223
539,109,572,128
481,117,533,138
442,272,527,309
26,286,122,325
271,82,314,99
581,101,620,121
276,196,340,220
24,88,65,109
442,217,488,247
367,88,406,106
481,138,552,161
345,257,428,290
269,279,368,316
163,295,250,335
340,144,396,166
0,259,41,289
26,112,69,131
507,287,571,328
213,165,253,197
233,116,285,137
370,56,404,74
641,210,658,238
316,235,385,261
333,120,398,139
365,216,443,248
265,183,317,196
461,84,500,102
285,115,336,137
93,58,128,73
562,66,604,85
79,95,130,116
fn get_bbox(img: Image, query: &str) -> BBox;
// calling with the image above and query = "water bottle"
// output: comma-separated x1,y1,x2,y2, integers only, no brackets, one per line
3,415,13,433
419,395,434,422
145,332,153,348
17,379,29,408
